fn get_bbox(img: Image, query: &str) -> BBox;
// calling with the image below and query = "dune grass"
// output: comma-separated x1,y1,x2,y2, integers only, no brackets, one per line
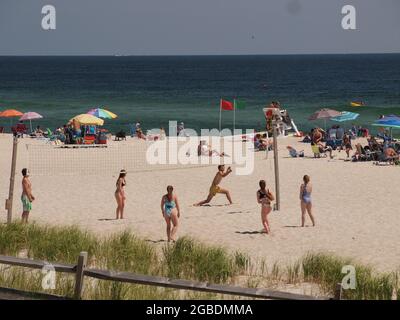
302,252,398,300
162,237,248,283
0,223,398,300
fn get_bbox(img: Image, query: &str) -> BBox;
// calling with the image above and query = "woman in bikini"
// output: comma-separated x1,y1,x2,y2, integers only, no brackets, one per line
115,169,127,219
342,133,352,159
300,175,315,227
256,180,274,234
161,185,181,242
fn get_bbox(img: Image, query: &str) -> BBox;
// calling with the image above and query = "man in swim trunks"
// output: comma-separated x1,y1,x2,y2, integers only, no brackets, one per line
21,168,35,223
194,165,233,206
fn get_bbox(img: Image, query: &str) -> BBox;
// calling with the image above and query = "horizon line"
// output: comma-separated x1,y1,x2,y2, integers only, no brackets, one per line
0,52,399,57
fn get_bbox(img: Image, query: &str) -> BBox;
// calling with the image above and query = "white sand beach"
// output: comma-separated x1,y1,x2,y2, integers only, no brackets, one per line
1,134,399,272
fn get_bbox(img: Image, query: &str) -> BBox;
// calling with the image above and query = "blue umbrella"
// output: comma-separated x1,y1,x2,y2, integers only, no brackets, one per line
331,111,359,122
372,115,400,139
372,115,400,128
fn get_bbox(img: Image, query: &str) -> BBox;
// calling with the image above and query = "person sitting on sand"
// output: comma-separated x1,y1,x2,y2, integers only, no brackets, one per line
160,127,166,140
300,175,315,227
136,128,147,140
161,185,181,242
34,125,44,137
385,147,399,164
194,165,233,206
256,180,274,234
317,142,334,159
21,168,35,223
198,141,228,157
287,146,304,158
115,169,127,219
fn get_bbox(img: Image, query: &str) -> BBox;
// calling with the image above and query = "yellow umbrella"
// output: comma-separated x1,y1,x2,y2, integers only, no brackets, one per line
69,114,104,126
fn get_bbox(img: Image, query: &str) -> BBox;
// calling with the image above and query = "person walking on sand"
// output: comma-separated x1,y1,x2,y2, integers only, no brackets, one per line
300,175,315,227
194,165,233,206
21,168,35,223
161,185,181,242
115,169,127,219
342,133,352,159
256,180,274,234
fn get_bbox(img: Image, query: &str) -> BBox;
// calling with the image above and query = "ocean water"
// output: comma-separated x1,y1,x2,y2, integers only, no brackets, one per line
0,54,399,134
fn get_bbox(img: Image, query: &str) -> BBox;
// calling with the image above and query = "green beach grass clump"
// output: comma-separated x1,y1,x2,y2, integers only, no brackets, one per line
301,252,397,300
96,231,158,274
162,237,249,283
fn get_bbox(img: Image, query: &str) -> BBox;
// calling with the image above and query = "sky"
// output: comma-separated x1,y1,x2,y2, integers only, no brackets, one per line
0,0,399,55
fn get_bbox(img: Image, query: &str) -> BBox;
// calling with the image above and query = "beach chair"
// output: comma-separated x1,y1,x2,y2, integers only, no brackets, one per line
353,144,368,161
83,135,96,145
311,144,326,158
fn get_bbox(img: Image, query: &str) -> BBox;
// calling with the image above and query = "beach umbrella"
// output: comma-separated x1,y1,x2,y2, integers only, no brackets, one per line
0,109,24,117
331,111,360,123
0,109,24,127
69,114,104,126
372,116,400,139
309,108,341,131
20,111,43,133
87,108,117,119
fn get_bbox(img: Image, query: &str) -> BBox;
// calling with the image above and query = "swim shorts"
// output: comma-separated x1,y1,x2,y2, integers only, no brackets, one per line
209,185,222,196
21,194,32,212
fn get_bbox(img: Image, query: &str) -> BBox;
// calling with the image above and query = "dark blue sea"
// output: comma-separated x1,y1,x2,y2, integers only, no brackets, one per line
0,54,399,134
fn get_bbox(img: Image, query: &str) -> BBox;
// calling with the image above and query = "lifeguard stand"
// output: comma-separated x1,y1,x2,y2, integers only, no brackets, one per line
263,106,300,137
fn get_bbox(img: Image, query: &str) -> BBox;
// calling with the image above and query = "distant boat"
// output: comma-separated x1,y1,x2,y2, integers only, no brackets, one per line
350,101,365,107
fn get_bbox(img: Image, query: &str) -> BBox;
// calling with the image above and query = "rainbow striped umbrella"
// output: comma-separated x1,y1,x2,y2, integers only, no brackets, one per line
87,108,117,119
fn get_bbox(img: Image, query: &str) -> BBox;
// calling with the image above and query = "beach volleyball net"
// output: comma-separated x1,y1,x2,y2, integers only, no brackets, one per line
25,136,251,176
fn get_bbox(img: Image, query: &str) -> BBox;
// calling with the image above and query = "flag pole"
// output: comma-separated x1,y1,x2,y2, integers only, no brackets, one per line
233,99,236,134
219,99,222,134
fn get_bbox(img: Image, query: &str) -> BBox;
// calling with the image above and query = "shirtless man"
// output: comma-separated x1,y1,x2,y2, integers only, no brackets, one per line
194,165,233,206
21,168,35,223
385,147,399,164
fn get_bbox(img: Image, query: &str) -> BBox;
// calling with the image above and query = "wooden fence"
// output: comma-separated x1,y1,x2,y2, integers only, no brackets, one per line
0,252,342,300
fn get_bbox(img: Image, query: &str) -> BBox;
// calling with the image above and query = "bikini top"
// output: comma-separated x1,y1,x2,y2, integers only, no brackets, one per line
117,179,126,187
258,189,270,202
258,189,267,199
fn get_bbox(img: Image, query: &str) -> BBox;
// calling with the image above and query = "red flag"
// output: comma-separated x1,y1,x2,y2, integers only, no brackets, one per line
220,99,234,111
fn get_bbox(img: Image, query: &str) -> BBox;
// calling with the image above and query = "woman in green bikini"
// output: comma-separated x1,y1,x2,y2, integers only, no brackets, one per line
161,185,181,242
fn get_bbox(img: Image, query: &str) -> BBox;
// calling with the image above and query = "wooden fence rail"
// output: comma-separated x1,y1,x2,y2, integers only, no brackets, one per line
0,252,341,300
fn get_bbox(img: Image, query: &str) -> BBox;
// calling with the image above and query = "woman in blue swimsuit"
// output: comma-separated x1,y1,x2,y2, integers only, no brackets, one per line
161,185,181,242
300,175,315,227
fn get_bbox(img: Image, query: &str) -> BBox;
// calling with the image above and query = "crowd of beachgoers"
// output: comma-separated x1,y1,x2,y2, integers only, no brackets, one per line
280,125,400,165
